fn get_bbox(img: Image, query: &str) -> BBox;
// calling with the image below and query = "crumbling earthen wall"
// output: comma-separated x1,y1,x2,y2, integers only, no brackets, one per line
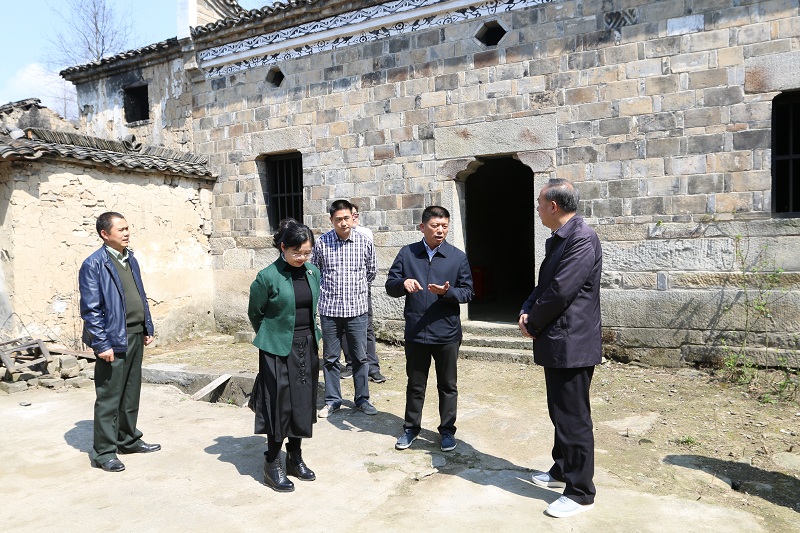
0,159,215,345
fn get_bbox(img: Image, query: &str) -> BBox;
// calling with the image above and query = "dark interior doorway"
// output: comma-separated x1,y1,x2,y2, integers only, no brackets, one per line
465,157,536,322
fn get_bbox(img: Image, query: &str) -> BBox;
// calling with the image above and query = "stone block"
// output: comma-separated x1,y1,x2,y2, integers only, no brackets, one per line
40,378,65,389
619,97,653,116
667,15,704,37
57,355,78,369
646,137,681,158
61,365,81,379
684,107,721,128
66,377,93,388
0,381,27,394
607,141,642,161
670,52,710,72
732,129,770,150
631,197,665,216
598,117,632,136
703,86,744,107
687,134,724,154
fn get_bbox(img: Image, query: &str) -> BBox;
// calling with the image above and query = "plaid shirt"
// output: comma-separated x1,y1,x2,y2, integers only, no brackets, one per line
312,229,377,317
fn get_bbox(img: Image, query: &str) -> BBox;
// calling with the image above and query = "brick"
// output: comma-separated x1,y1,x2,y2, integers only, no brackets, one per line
638,113,678,133
672,195,709,214
626,58,665,78
660,91,696,111
688,174,724,194
684,107,722,128
608,179,641,198
631,196,666,216
670,52,711,72
703,86,744,106
643,36,682,58
672,155,708,175
564,87,597,105
564,145,599,164
687,134,725,154
599,116,632,136
606,141,642,161
687,68,729,89
646,176,679,196
619,96,653,116
732,129,770,150
645,75,679,95
592,198,624,218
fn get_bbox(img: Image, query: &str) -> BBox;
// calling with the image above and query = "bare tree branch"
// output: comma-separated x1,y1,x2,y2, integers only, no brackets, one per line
45,0,134,70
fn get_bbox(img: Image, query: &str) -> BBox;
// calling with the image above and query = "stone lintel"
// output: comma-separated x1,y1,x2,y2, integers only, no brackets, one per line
434,114,557,160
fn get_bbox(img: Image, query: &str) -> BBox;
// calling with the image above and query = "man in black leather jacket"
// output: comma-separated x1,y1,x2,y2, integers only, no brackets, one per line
79,212,159,472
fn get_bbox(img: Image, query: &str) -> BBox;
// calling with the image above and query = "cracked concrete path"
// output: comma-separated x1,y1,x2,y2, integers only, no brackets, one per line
1,355,797,532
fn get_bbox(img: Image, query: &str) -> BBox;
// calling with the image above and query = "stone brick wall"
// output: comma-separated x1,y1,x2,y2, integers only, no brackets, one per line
0,160,215,346
73,0,800,366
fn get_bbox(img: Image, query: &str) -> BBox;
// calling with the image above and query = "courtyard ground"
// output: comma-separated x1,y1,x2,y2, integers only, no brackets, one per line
1,335,798,532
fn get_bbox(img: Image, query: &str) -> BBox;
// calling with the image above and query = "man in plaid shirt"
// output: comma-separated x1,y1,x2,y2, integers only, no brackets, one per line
312,199,378,417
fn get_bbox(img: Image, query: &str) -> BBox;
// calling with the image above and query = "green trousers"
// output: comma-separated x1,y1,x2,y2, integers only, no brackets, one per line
91,332,144,463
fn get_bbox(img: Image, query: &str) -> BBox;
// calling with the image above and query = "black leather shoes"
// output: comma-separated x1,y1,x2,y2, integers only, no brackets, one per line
120,442,161,454
286,449,316,481
264,457,295,492
94,458,125,472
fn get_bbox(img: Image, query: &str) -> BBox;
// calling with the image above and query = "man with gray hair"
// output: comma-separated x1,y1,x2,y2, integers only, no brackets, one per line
518,179,602,518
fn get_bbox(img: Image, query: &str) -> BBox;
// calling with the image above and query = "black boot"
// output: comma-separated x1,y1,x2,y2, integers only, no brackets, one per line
286,449,316,481
263,457,295,492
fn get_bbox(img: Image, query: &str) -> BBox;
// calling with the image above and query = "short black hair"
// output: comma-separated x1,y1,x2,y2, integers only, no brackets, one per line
544,179,580,213
329,199,353,216
273,218,314,250
421,205,450,224
96,211,125,237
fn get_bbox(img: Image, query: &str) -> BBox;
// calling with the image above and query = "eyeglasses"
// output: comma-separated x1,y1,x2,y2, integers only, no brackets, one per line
352,213,359,218
289,251,313,259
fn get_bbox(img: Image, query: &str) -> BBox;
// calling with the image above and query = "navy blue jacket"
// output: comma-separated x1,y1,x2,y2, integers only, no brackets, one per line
521,216,602,368
385,240,474,344
79,246,154,354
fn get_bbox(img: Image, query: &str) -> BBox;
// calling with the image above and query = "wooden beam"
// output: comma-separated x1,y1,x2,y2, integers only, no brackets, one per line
190,374,232,401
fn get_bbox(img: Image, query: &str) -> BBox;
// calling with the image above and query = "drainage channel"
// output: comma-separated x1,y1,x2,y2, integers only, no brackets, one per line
142,366,255,406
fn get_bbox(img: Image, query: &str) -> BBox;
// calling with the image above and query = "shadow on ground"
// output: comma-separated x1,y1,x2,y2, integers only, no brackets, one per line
664,454,800,512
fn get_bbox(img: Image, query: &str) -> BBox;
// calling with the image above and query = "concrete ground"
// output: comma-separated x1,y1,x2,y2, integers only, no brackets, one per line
1,345,798,532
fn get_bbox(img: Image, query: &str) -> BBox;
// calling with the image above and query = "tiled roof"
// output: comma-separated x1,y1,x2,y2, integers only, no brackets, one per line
60,38,181,79
0,127,214,178
190,0,323,36
0,98,45,115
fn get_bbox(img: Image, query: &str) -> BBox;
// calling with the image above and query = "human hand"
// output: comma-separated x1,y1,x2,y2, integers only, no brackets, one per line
144,336,154,346
518,314,534,339
98,348,115,362
427,281,450,295
404,279,424,293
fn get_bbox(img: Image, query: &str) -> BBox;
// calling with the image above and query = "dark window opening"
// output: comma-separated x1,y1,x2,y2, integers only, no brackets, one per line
475,21,507,47
772,91,800,216
123,85,149,123
259,153,303,230
266,67,285,88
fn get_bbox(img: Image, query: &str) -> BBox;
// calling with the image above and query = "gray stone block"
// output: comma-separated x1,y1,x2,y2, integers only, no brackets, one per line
66,377,94,388
0,381,28,394
39,378,65,389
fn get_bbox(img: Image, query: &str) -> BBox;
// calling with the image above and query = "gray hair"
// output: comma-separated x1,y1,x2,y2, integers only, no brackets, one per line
544,179,580,213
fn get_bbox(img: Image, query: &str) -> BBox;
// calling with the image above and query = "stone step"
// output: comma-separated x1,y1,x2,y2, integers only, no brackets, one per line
461,320,520,337
459,345,534,365
461,333,532,350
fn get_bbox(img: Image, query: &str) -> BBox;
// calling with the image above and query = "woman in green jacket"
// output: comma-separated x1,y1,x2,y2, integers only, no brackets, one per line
248,219,321,492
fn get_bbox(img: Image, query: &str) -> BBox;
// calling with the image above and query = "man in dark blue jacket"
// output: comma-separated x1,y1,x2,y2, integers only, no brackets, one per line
518,179,602,518
79,212,159,472
386,206,474,452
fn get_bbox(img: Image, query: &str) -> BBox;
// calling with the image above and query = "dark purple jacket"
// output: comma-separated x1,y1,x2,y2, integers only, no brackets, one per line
521,216,602,368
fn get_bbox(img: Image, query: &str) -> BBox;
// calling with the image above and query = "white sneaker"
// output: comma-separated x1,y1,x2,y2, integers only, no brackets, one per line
318,404,340,418
356,401,377,415
531,471,567,488
545,496,594,518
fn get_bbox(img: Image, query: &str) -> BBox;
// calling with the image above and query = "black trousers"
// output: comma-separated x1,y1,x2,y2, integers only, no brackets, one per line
544,366,596,505
403,341,459,435
92,332,144,463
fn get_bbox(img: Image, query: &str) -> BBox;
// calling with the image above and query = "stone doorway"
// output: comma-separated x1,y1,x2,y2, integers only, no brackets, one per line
464,157,536,322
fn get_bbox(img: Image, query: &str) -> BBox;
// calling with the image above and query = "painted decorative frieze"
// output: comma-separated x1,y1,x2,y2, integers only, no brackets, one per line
198,0,553,78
